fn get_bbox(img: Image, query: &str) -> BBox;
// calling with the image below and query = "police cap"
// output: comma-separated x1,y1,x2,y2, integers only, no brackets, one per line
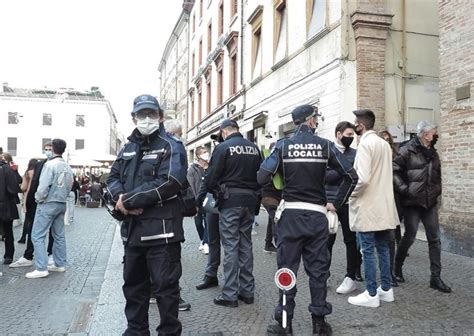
131,94,162,114
220,118,239,130
291,105,319,125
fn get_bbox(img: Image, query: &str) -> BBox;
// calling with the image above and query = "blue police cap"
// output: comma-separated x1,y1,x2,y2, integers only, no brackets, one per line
131,94,162,114
291,105,319,125
220,118,239,130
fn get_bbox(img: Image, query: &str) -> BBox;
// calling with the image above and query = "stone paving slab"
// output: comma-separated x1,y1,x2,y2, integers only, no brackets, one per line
0,207,116,335
90,211,474,336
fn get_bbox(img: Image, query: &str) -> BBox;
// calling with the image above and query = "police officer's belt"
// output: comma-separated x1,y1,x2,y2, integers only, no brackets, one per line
284,202,327,214
227,187,258,196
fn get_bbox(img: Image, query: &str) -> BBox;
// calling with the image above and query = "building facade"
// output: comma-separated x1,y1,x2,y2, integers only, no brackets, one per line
438,0,474,257
0,84,121,171
181,0,439,154
184,0,244,160
158,1,193,130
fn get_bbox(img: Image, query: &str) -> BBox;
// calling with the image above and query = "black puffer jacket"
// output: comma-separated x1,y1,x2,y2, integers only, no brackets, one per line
393,137,441,209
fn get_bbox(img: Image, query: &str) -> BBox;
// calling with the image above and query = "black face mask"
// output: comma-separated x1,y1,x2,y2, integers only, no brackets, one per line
431,134,439,146
341,136,354,148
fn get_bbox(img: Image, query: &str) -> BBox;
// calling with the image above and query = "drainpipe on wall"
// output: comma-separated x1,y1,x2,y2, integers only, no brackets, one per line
240,0,246,117
401,0,407,134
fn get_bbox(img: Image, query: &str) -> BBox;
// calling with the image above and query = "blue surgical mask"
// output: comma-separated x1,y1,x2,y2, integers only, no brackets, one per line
44,150,53,159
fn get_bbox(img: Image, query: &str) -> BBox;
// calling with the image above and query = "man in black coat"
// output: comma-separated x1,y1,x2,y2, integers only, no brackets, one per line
0,154,22,264
393,120,451,293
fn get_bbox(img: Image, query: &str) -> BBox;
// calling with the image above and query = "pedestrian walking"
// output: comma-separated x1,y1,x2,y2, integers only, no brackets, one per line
0,153,22,265
187,146,210,254
203,119,262,308
348,109,399,308
258,105,358,335
26,139,74,278
325,121,363,294
107,94,188,335
393,120,451,293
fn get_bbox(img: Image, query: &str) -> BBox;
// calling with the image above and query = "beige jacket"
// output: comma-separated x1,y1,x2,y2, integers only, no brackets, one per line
349,130,399,232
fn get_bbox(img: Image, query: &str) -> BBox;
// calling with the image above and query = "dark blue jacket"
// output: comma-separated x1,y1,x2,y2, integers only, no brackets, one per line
107,124,188,246
258,125,358,210
325,144,356,203
204,132,262,209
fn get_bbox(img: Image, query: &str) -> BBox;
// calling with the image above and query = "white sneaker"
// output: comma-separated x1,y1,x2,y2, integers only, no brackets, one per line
377,286,394,302
9,257,34,268
25,270,49,279
47,265,66,272
336,277,357,294
202,243,209,255
251,229,258,235
348,290,380,308
48,255,54,266
198,242,204,251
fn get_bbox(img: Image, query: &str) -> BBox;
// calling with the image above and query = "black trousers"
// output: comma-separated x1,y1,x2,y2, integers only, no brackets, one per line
205,213,220,277
275,209,332,321
395,206,442,277
327,204,361,279
263,204,277,247
1,220,14,260
123,243,182,336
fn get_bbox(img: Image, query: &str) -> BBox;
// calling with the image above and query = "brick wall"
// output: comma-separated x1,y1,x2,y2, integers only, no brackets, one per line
438,0,474,257
351,8,392,130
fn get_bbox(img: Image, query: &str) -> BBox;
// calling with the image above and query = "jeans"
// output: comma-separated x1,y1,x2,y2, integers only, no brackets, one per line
194,211,208,244
263,204,277,247
395,206,442,277
205,213,220,277
31,202,67,271
357,230,392,296
219,207,255,300
327,204,362,279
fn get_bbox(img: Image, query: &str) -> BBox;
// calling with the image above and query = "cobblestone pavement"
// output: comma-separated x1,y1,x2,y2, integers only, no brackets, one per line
0,207,116,335
2,208,473,335
90,210,474,336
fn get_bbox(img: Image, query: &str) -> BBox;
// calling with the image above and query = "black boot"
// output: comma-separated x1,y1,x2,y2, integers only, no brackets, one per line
267,320,292,335
430,276,451,293
312,316,332,336
391,273,399,287
394,266,405,283
196,275,219,290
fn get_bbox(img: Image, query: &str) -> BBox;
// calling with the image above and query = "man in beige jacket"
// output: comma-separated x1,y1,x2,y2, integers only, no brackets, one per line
348,109,399,308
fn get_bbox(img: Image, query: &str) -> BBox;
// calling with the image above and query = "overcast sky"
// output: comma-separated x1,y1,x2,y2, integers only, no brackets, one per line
0,0,183,135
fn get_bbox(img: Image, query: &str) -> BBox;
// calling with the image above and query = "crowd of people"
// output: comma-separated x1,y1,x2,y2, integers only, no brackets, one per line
0,93,450,335
100,94,452,336
0,141,102,276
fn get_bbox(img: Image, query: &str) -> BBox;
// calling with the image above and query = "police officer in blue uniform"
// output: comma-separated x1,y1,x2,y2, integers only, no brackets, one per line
203,119,262,308
258,105,358,335
107,95,188,336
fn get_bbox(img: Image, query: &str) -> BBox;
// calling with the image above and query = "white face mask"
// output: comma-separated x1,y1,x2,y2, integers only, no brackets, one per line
199,152,210,162
136,117,160,136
